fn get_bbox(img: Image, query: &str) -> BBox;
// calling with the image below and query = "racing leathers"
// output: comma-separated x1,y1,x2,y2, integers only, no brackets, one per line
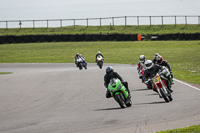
156,60,173,79
95,53,104,63
74,55,86,67
137,61,146,81
143,64,172,92
104,72,130,98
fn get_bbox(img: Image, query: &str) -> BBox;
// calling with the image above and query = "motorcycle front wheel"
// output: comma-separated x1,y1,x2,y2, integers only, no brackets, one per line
114,92,126,108
160,88,170,103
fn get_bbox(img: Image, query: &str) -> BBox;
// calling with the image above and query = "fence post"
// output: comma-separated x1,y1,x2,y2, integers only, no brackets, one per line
161,16,163,26
100,18,101,27
198,16,200,26
47,20,48,28
19,21,22,29
33,20,35,29
137,16,139,27
60,19,62,28
185,16,187,26
112,17,114,26
150,16,152,26
87,18,88,28
175,16,177,26
125,16,127,26
74,19,75,28
6,21,8,29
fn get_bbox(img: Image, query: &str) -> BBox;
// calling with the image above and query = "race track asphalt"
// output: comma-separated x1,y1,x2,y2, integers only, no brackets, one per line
0,63,200,133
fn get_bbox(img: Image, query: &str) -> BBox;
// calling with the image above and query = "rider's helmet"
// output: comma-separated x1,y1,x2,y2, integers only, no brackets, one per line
106,67,114,74
76,53,79,57
154,53,159,59
139,55,145,63
145,60,154,70
156,55,163,64
97,51,101,54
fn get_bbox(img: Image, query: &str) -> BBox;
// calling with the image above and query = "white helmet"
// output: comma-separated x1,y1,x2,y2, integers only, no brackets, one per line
97,51,101,54
139,55,145,63
145,60,154,69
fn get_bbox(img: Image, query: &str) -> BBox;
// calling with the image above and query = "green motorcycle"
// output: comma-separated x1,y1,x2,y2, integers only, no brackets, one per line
108,78,132,108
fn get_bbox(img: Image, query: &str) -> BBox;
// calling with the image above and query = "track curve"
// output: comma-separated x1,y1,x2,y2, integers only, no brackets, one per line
0,63,200,133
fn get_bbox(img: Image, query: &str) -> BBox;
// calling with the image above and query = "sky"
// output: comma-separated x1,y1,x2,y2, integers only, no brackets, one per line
0,0,199,21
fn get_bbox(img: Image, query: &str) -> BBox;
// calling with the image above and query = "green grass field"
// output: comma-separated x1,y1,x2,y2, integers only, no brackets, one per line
157,124,200,133
0,41,199,84
0,24,200,35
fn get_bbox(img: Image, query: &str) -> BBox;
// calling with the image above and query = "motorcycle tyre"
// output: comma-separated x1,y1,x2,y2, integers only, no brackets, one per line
98,62,103,69
168,94,173,101
79,64,83,70
114,92,126,108
126,100,132,107
160,88,170,103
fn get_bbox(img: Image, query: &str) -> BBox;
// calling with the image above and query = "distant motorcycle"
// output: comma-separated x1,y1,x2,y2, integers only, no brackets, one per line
108,78,132,108
96,55,104,69
76,57,87,70
147,68,173,102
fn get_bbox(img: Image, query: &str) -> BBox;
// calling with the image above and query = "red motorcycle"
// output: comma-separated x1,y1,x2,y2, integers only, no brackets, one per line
151,73,173,102
150,70,173,102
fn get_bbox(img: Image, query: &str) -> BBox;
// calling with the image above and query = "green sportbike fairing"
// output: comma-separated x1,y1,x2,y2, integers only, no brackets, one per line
108,78,132,108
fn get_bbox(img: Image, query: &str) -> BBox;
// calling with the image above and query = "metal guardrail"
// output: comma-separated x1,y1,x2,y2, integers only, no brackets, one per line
0,16,200,29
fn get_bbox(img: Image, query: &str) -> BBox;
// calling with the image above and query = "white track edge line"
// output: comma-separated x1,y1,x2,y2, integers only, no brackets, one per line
174,78,200,91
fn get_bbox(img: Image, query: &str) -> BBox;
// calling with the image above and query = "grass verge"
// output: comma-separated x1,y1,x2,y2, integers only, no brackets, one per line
0,72,12,75
0,41,199,84
157,124,200,133
0,24,200,35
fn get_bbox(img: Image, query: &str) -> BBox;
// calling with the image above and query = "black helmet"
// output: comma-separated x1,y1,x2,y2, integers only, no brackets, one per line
106,67,114,74
154,53,159,59
76,53,79,56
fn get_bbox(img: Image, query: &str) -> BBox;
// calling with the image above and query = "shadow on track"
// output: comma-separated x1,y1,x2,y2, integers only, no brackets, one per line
95,107,122,111
134,101,166,105
133,88,150,91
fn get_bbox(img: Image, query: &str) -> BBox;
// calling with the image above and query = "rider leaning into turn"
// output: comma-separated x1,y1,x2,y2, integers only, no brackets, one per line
155,55,174,80
143,60,173,92
95,51,104,63
137,55,146,80
152,53,159,64
74,53,81,67
74,53,86,67
104,67,131,98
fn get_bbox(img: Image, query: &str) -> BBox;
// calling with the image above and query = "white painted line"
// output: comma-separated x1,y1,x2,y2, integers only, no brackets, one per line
174,78,200,91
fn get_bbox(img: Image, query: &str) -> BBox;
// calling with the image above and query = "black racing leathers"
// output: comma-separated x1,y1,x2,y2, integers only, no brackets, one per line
104,72,123,88
95,53,104,62
157,60,173,79
143,64,162,82
158,60,172,72
143,64,172,91
104,72,130,98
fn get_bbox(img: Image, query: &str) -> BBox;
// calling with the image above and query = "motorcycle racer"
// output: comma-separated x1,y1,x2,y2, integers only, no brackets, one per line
152,53,159,64
155,55,174,79
104,67,131,98
74,53,87,68
137,55,146,81
74,53,82,67
95,51,104,63
143,60,173,92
